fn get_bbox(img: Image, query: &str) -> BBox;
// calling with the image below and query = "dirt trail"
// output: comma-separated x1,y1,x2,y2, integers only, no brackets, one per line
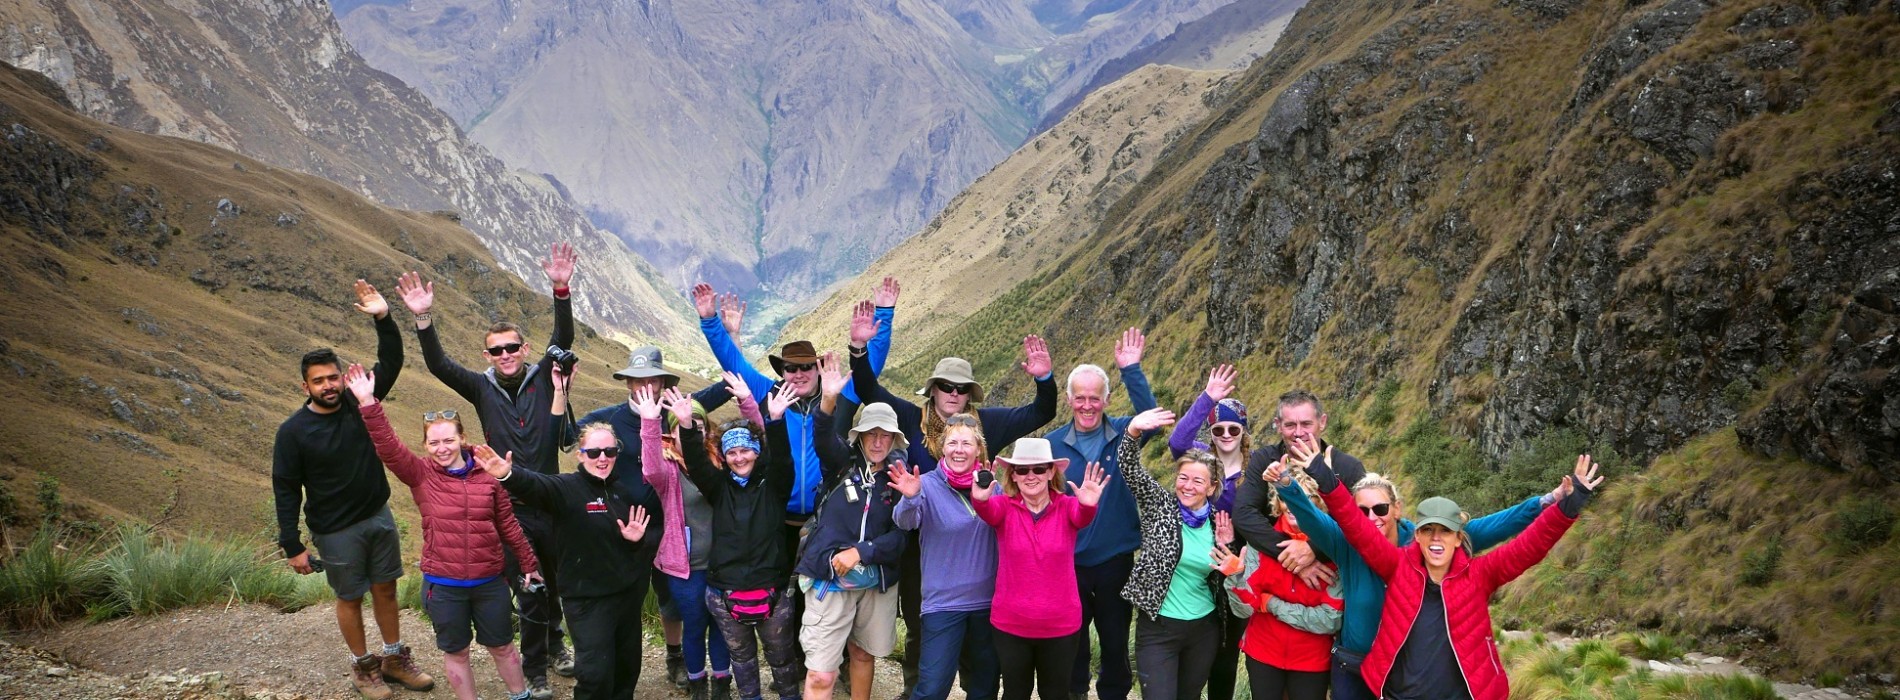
8,603,922,700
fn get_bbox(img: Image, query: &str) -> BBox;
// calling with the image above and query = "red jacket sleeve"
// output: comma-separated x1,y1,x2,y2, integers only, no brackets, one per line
361,402,426,488
1249,554,1338,607
1473,503,1577,592
1321,480,1405,579
492,477,538,574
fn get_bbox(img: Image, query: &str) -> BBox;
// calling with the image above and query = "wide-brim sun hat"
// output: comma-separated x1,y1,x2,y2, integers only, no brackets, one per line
915,356,985,402
848,403,910,452
768,340,820,376
611,345,681,388
997,437,1070,471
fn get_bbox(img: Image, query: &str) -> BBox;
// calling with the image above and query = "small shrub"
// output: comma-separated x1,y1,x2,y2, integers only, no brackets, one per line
1617,632,1685,661
1817,670,1844,688
0,479,22,526
1829,498,1895,553
0,527,108,627
1366,380,1400,427
1739,539,1782,587
35,473,62,523
1685,674,1777,700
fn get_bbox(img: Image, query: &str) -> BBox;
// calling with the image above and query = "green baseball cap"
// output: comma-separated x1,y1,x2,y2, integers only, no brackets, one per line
1414,496,1467,534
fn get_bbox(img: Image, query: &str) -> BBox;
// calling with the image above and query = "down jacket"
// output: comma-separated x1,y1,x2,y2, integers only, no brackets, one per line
1117,432,1225,619
1320,459,1579,700
361,402,537,580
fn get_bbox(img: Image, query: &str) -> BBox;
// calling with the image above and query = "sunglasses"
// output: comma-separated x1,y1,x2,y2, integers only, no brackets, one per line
422,410,459,421
1359,503,1393,517
1210,425,1245,438
485,342,525,357
934,381,972,396
781,362,817,373
1011,465,1053,476
581,447,621,459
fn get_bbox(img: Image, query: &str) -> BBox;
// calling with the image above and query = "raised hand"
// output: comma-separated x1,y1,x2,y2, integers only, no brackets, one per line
970,461,995,501
1113,327,1146,368
1573,454,1604,492
1212,541,1244,576
352,279,389,318
849,301,880,347
616,506,651,543
343,363,377,406
1214,510,1235,545
1204,364,1237,403
541,241,578,288
1126,407,1177,435
692,283,718,319
472,445,513,480
888,462,923,498
396,271,434,316
817,351,847,399
1285,436,1322,472
664,387,695,426
1020,334,1052,378
721,370,751,402
632,386,662,421
720,292,747,336
872,276,901,308
766,381,800,420
1265,460,1290,486
1071,462,1110,507
550,363,572,397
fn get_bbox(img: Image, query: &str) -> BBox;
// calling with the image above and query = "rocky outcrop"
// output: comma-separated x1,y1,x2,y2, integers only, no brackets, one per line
336,0,1235,314
0,0,705,361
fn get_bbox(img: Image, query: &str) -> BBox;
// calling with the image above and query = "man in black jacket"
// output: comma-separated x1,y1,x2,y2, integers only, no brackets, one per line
396,243,578,698
272,280,434,700
1232,390,1367,590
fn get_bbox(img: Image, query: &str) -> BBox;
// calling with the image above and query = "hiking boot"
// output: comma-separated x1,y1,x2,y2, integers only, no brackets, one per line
710,675,732,700
380,644,436,691
667,649,689,688
528,677,554,700
690,677,711,700
350,654,393,700
552,645,576,678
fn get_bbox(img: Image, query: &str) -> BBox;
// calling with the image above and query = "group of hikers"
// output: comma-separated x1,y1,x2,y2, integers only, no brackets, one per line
274,243,1603,700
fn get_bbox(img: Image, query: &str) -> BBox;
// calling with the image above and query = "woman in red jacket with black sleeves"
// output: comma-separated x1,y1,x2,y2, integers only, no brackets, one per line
346,364,540,700
1268,440,1603,700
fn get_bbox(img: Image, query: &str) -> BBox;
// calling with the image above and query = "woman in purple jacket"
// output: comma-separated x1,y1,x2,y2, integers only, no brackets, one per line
888,416,998,700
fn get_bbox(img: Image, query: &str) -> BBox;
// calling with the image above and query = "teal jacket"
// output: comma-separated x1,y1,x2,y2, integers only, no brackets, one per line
1276,480,1545,654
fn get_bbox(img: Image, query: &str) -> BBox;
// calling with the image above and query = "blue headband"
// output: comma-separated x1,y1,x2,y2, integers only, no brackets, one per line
721,428,761,454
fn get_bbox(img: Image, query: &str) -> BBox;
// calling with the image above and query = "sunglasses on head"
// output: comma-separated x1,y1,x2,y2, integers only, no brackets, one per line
422,410,459,421
485,342,525,357
781,362,817,373
1011,465,1053,476
1359,503,1393,517
934,381,972,396
581,447,621,459
1210,425,1245,438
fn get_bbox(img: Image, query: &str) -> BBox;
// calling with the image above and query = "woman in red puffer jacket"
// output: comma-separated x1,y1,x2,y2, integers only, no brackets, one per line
346,364,539,700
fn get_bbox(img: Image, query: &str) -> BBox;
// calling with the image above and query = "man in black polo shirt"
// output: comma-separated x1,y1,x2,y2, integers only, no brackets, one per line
273,280,434,700
397,243,579,700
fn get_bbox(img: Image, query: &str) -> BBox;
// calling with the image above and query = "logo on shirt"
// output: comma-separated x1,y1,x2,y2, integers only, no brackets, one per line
585,498,610,514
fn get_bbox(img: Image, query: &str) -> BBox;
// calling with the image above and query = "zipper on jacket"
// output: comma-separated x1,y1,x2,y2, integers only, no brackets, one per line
1439,567,1478,700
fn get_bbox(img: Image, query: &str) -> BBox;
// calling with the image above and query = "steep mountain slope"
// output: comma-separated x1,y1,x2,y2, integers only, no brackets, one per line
851,0,1899,676
0,63,644,538
0,0,707,364
783,64,1235,363
336,0,1232,322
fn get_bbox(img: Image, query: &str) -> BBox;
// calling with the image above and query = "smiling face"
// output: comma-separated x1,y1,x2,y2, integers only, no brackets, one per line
1418,523,1461,573
484,330,529,378
725,446,758,477
1174,460,1216,510
1355,486,1402,545
939,425,981,474
1068,372,1107,432
300,361,344,411
423,421,463,468
1210,421,1246,456
1008,463,1055,500
1275,401,1327,447
780,363,818,397
578,430,618,479
859,428,896,464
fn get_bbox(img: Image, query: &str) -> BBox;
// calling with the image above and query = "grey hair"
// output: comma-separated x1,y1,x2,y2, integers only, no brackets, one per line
1065,364,1113,397
1275,389,1325,421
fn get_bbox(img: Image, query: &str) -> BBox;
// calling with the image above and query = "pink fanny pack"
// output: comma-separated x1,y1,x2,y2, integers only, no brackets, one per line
727,588,775,624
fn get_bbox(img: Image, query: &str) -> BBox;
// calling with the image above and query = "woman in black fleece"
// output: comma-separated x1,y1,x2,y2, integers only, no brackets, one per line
475,424,661,700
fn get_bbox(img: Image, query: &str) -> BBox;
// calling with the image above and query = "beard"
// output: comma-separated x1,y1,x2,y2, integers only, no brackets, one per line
308,389,343,410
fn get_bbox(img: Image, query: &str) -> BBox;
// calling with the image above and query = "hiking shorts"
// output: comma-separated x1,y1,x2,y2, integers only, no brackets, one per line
799,585,897,673
424,578,515,652
310,506,404,601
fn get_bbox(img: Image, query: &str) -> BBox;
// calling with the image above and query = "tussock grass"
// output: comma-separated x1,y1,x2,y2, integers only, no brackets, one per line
1503,635,1777,700
0,527,109,627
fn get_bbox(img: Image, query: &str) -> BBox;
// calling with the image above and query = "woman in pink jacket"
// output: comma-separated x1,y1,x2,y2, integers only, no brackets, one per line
346,364,539,700
970,437,1110,700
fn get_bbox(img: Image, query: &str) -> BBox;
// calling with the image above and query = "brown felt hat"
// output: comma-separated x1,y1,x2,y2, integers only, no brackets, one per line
768,340,820,376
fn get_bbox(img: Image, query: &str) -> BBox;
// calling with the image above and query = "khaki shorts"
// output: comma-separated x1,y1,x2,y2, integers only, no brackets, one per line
799,585,898,673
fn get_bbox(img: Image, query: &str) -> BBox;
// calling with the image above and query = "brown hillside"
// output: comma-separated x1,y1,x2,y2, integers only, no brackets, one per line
0,63,680,542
